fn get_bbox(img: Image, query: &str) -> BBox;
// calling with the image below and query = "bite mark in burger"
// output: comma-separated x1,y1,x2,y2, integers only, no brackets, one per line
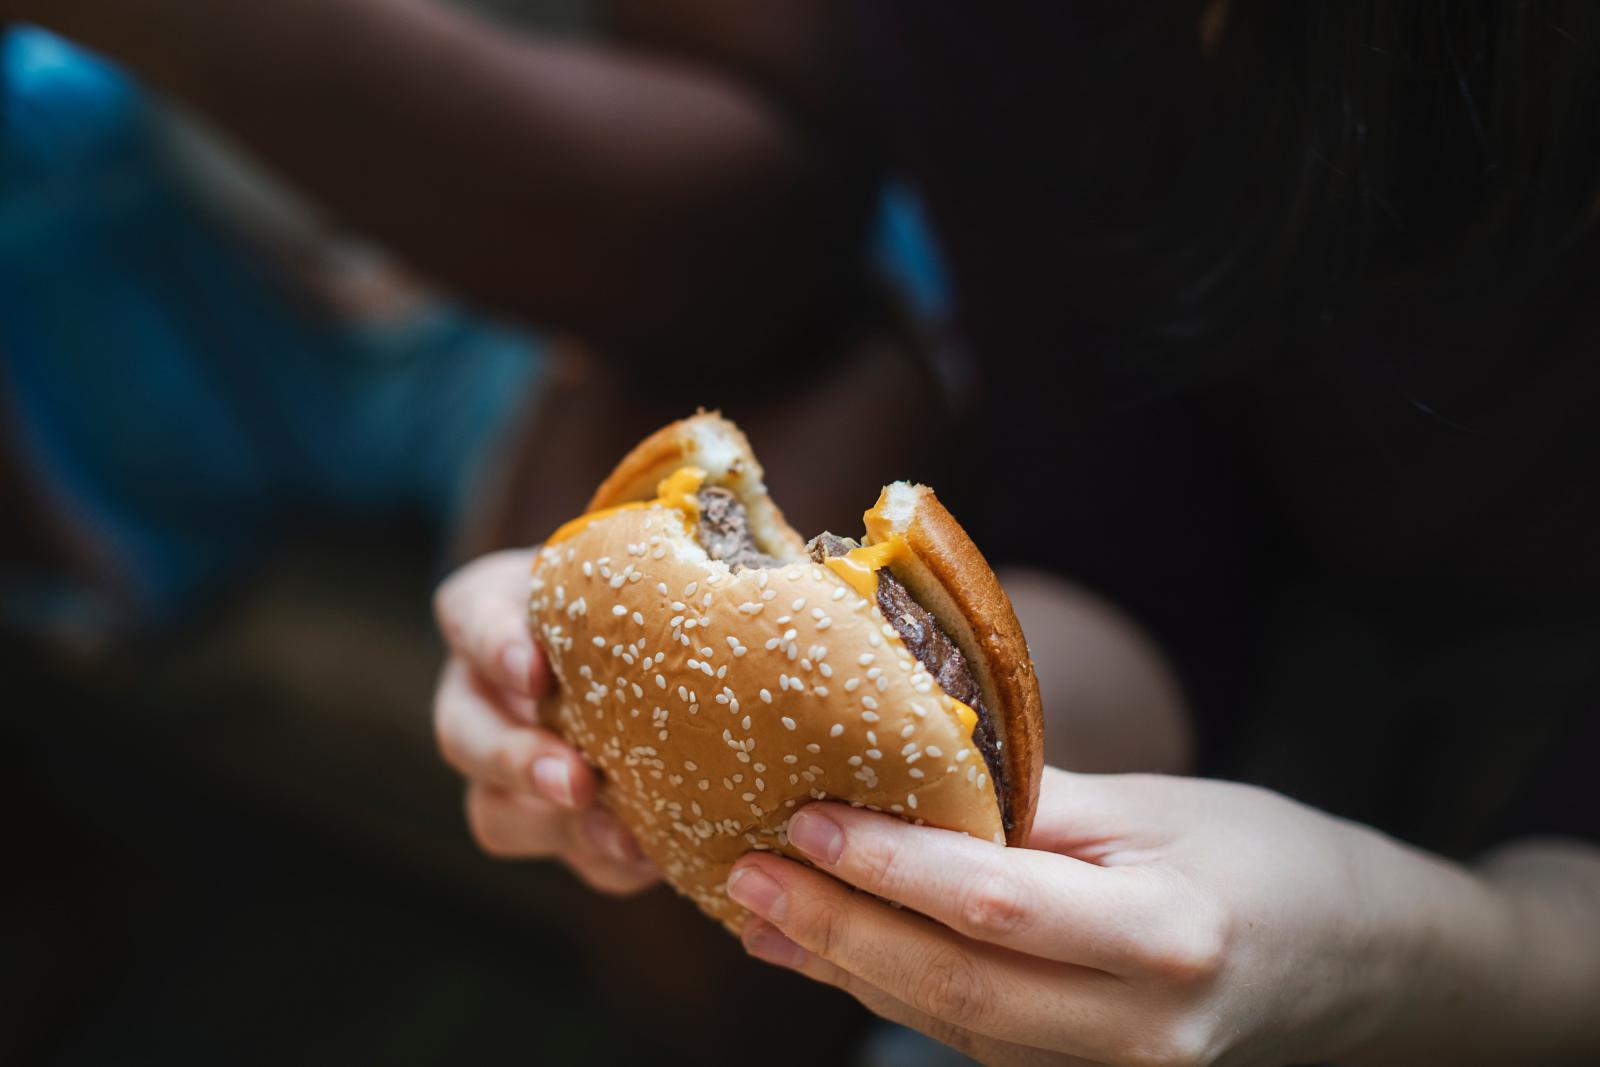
528,413,1043,930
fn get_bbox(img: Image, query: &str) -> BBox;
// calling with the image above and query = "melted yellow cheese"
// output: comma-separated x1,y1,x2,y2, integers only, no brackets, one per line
822,498,908,598
546,466,708,545
948,696,979,737
822,538,905,598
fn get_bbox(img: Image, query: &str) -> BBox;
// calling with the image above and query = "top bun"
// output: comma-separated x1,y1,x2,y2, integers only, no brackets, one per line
528,412,1040,930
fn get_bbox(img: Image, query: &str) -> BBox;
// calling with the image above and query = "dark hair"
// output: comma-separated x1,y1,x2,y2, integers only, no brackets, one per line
1080,2,1600,376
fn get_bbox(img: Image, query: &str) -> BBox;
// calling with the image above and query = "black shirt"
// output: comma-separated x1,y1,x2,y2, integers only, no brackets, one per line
859,1,1600,855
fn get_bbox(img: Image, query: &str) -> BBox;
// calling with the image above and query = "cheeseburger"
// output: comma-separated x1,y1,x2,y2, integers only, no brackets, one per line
528,413,1043,929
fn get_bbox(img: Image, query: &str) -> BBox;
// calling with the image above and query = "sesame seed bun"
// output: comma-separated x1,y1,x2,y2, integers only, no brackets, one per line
528,413,1041,931
866,482,1044,848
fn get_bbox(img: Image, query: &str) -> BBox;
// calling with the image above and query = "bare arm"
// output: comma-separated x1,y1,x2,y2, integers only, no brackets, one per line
27,0,871,361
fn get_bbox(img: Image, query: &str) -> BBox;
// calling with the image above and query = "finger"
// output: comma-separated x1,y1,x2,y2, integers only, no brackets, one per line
727,854,1122,1056
433,549,550,698
465,783,584,858
465,785,655,878
562,847,662,897
741,920,1089,1067
1025,767,1181,860
434,657,596,806
783,800,1187,973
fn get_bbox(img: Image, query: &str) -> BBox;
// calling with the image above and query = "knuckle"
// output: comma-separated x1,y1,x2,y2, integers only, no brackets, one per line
907,948,988,1025
803,897,854,961
1115,1018,1217,1067
1152,902,1230,983
491,735,533,784
850,830,906,895
433,696,469,775
957,870,1030,941
464,790,513,858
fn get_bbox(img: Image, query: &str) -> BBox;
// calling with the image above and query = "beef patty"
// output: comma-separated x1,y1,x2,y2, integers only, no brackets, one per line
692,490,1013,830
696,488,782,572
807,533,1013,831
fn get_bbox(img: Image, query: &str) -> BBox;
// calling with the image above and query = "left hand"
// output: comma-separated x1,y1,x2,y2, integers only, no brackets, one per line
726,767,1489,1066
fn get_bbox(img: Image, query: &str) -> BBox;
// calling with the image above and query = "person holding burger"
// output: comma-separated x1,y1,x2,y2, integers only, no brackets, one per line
21,0,1600,1063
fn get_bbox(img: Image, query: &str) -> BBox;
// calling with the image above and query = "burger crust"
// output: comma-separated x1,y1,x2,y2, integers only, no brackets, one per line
586,410,807,561
529,417,1041,930
868,483,1045,846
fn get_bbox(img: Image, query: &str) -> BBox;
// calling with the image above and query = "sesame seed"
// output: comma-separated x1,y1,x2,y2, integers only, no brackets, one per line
866,749,882,760
858,653,875,666
848,756,863,766
781,717,797,731
829,724,844,737
843,678,861,692
907,793,918,810
861,695,879,710
900,724,915,739
861,711,880,724
806,743,821,754
791,598,805,611
926,746,943,758
592,636,606,647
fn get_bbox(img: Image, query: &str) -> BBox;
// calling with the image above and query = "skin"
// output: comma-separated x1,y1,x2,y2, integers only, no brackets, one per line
437,551,1600,1067
16,1,1600,1060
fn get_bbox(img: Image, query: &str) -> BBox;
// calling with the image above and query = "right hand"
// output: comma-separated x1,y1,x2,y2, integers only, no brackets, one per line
432,549,660,894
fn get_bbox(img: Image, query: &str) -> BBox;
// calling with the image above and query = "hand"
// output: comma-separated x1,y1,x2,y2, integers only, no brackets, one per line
433,549,658,894
725,768,1513,1066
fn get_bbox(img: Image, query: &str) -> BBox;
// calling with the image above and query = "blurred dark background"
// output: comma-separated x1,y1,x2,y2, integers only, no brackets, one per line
0,1,948,1062
10,1,1600,1063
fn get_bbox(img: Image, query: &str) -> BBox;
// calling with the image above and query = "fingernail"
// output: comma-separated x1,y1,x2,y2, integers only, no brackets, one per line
726,866,787,922
532,757,573,807
501,642,532,692
787,809,843,865
743,921,808,968
585,810,643,864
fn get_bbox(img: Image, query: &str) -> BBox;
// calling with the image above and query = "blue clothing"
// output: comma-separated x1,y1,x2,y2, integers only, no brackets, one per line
0,27,953,633
0,27,544,627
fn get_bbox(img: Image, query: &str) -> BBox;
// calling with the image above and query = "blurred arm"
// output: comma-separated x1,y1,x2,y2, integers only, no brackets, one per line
999,566,1194,775
28,0,872,362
